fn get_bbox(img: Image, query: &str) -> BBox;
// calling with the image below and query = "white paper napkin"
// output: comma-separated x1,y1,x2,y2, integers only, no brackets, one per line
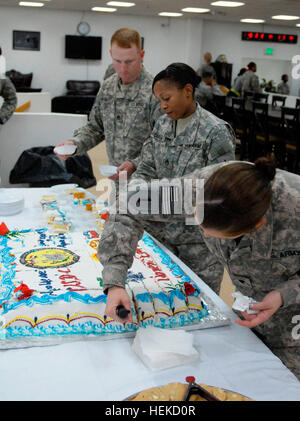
232,291,258,315
132,326,199,371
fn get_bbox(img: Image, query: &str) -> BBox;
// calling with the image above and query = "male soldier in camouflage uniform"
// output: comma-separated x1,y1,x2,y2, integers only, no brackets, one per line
103,63,116,81
55,28,161,180
0,77,17,127
196,52,216,80
99,160,300,380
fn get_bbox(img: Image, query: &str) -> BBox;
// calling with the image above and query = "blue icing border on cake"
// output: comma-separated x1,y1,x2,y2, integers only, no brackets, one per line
0,229,108,314
2,320,138,340
0,229,209,341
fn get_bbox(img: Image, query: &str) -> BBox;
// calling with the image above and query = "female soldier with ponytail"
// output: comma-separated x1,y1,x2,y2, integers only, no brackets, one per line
195,157,300,380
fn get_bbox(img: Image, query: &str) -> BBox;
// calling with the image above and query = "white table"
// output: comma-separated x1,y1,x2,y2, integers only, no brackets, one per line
0,188,299,401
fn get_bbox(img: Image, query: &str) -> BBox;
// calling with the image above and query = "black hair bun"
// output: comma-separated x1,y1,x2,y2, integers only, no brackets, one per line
254,157,276,181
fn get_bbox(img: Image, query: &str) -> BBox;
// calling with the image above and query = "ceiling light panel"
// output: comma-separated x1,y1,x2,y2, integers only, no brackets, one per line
159,12,183,17
92,7,116,12
107,1,135,6
211,1,245,7
272,15,299,20
182,8,210,13
19,1,44,6
241,19,265,23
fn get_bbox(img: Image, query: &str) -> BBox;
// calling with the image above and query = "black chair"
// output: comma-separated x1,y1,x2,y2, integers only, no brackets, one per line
51,96,97,115
243,90,255,102
5,69,42,92
51,80,100,115
231,97,249,159
212,94,227,119
253,92,269,103
296,98,300,109
272,95,286,108
249,100,283,162
280,107,300,174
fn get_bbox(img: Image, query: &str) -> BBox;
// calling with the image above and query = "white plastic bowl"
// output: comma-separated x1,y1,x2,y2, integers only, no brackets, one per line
54,144,77,156
99,165,117,176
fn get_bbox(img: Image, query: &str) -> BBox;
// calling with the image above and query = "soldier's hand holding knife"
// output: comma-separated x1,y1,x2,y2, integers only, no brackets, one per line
105,286,133,323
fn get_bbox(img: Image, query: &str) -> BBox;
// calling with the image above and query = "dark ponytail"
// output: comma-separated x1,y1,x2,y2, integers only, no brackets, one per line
199,158,276,236
254,156,276,181
152,62,201,94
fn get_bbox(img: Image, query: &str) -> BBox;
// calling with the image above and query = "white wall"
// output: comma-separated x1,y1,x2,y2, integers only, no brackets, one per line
0,112,87,187
241,57,291,90
1,6,299,98
0,91,51,112
0,6,202,98
202,20,300,96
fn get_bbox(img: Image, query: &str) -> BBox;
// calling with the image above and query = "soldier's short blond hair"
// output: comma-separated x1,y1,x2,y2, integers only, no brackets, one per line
111,28,142,50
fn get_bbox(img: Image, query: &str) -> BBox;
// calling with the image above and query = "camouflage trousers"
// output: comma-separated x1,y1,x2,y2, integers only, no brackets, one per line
143,220,224,295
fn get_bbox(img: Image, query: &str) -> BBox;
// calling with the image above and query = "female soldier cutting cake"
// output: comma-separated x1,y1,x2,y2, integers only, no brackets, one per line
192,157,300,380
98,62,235,322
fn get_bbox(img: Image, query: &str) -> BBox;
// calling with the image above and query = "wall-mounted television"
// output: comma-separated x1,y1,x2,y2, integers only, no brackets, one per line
65,35,102,60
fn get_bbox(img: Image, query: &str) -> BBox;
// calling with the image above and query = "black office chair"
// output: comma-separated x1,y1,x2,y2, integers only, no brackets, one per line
280,107,300,174
253,92,269,103
249,100,282,162
296,98,300,109
212,94,227,119
272,95,286,108
231,97,249,159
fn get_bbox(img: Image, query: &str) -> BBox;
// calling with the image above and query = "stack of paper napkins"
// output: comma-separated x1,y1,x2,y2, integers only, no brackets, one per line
132,326,199,371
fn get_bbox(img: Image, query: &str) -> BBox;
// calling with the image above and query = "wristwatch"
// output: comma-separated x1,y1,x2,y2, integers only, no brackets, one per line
77,21,91,36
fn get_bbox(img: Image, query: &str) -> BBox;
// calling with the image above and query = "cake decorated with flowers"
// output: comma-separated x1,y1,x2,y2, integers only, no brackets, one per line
0,222,219,348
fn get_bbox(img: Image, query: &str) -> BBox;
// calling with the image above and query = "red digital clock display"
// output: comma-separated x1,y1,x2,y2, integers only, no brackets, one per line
242,31,297,44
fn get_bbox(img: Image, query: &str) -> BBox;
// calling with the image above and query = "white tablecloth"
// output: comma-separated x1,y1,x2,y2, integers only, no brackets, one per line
0,188,299,401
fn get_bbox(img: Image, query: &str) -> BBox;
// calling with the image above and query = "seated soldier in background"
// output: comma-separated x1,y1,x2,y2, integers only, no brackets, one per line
277,74,290,95
194,71,225,109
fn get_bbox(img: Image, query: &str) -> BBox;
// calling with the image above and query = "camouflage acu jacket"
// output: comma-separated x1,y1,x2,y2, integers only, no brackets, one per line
0,77,17,125
195,164,300,348
241,70,260,94
131,103,235,180
72,66,161,168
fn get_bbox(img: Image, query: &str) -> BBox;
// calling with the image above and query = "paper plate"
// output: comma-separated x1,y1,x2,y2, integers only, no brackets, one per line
54,144,77,156
0,193,24,216
99,165,117,176
50,183,78,191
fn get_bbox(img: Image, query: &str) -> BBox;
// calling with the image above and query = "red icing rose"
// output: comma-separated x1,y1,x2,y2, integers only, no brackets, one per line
184,282,196,296
14,282,35,301
101,210,109,221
